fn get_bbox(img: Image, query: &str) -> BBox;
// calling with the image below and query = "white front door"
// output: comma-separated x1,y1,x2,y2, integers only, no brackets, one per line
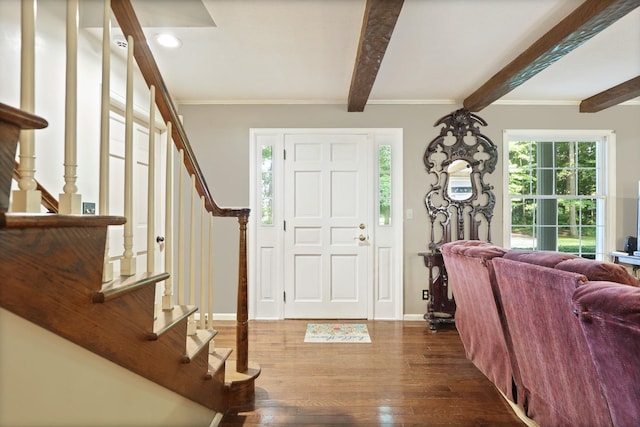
249,128,403,320
283,134,371,318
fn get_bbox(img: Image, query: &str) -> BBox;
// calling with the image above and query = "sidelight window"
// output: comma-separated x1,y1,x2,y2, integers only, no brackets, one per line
378,145,392,225
260,145,273,225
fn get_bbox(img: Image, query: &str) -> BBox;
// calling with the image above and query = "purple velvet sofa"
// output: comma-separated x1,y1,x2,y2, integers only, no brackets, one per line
441,240,640,427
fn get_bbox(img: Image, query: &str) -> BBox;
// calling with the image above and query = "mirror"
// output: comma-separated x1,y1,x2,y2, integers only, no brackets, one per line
424,109,497,248
447,160,472,201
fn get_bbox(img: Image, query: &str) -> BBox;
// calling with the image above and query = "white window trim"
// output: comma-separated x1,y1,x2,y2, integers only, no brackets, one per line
502,129,616,259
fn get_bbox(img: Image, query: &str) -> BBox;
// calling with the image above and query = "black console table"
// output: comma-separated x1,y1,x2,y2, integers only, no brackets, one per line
418,250,456,332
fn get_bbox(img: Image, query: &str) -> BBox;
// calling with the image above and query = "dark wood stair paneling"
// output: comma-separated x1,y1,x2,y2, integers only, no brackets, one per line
183,328,218,364
183,329,220,380
0,212,126,228
148,304,198,340
0,218,228,412
209,348,234,383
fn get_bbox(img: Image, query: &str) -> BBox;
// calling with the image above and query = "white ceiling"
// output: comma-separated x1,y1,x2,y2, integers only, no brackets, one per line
101,0,640,107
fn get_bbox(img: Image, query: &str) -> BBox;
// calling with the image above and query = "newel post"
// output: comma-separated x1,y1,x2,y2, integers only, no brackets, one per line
236,209,250,373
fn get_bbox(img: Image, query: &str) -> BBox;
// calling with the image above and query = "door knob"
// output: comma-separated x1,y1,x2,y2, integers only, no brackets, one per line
358,234,367,241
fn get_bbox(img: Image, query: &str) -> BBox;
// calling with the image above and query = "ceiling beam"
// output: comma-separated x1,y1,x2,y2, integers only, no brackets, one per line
347,0,404,112
463,0,640,112
579,76,640,112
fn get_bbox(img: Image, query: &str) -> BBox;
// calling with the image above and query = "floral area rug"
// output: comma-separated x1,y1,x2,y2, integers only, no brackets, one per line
304,323,371,343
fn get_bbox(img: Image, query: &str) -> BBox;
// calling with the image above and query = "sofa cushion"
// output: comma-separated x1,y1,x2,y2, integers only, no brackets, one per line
493,258,612,427
573,282,640,427
441,240,507,259
440,240,516,404
556,258,640,287
504,250,576,268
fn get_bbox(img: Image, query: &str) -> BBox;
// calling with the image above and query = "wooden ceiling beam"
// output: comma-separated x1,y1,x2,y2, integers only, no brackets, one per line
579,76,640,112
463,0,640,112
347,0,404,112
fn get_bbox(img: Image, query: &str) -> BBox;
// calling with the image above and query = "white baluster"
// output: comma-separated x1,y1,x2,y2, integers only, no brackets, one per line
199,195,206,329
162,122,174,310
177,149,185,305
12,0,41,213
208,212,215,352
120,35,136,275
208,212,214,332
147,85,156,272
59,0,82,214
147,86,157,319
100,0,113,282
187,174,197,335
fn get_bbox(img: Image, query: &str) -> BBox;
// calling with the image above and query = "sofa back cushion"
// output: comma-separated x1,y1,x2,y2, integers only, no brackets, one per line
504,249,576,268
441,239,507,259
492,258,612,427
573,281,640,427
556,258,640,287
440,241,516,402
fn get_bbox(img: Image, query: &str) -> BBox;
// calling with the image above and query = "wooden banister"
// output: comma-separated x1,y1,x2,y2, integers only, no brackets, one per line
110,0,252,375
110,0,247,219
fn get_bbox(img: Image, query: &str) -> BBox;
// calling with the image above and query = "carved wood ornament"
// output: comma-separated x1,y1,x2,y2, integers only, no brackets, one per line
424,109,497,249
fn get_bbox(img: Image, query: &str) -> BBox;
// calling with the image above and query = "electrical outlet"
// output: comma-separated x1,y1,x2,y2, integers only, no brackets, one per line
422,289,429,300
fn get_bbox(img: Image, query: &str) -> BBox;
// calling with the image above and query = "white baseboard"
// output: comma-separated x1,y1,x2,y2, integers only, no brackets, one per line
403,314,427,321
202,313,428,322
193,313,237,322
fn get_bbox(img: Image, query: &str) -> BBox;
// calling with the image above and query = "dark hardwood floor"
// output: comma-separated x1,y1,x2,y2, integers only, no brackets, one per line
214,320,525,426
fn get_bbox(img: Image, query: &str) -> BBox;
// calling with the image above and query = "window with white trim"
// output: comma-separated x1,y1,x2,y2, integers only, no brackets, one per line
260,145,273,225
378,145,392,225
504,130,615,260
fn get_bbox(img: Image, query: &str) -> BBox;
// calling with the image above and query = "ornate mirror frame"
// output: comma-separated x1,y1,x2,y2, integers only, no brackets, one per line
424,109,497,249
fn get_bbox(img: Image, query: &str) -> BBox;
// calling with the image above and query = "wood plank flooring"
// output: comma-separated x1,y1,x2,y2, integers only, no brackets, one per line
214,320,525,426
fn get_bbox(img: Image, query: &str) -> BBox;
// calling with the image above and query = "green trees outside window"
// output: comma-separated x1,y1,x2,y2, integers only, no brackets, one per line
261,145,273,225
378,145,391,225
508,140,601,258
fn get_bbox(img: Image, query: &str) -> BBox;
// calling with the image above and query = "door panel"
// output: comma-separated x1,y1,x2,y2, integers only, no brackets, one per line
284,134,369,318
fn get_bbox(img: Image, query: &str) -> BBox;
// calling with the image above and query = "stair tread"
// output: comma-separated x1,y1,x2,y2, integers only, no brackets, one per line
224,360,262,385
0,212,125,228
92,272,170,303
148,305,198,340
208,347,233,374
0,102,48,129
182,329,218,363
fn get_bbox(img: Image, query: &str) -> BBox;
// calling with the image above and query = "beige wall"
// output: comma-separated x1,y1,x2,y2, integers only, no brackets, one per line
0,309,217,427
178,103,640,317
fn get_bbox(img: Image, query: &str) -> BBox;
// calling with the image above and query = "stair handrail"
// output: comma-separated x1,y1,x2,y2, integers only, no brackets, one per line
110,0,251,373
109,0,248,220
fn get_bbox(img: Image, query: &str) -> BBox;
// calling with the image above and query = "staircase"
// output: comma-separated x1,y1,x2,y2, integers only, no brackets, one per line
0,105,252,420
0,0,259,422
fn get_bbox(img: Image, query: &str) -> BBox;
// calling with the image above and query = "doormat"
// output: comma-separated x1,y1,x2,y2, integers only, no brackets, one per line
304,323,371,343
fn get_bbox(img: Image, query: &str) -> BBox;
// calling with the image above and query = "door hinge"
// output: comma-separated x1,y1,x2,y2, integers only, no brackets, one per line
283,291,286,303
283,149,286,160
283,220,286,231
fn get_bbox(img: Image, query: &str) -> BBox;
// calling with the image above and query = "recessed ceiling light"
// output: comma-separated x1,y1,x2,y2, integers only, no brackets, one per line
156,34,182,49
